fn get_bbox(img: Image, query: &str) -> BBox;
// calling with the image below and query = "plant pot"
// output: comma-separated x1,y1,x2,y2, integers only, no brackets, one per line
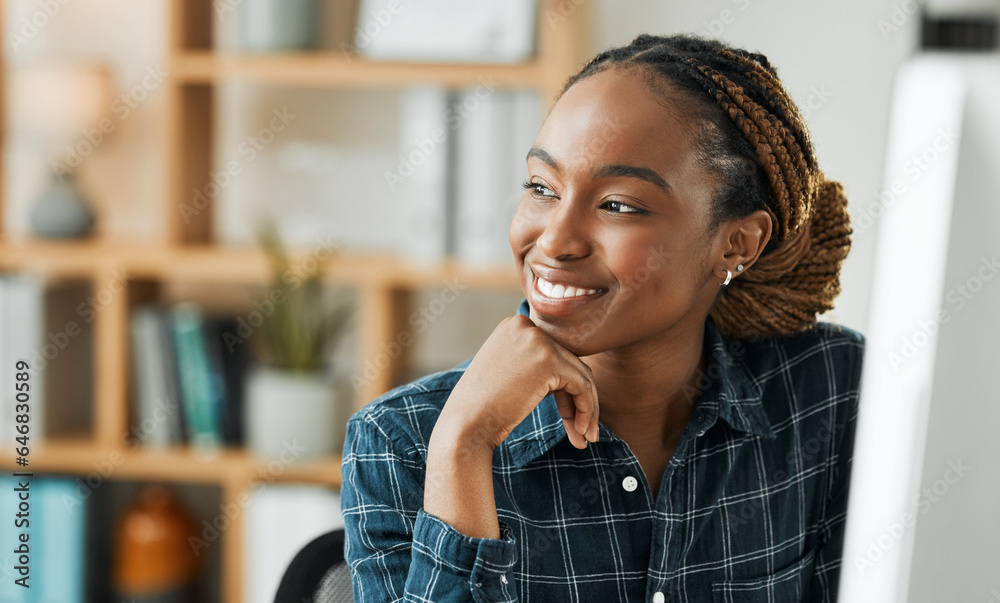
245,367,337,460
237,0,319,53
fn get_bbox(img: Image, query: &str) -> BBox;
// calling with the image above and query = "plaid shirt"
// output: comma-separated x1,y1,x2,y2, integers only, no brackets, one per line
342,298,864,602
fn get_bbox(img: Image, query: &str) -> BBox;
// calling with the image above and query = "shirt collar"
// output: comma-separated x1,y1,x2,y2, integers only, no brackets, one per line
500,298,776,468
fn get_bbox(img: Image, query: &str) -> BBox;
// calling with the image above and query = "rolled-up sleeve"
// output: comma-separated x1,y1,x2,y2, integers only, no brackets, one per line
341,412,520,602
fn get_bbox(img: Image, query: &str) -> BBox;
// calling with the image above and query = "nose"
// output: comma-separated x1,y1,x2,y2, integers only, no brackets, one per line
536,196,591,261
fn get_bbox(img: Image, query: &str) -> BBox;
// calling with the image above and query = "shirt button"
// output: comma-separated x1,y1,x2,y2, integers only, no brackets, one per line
653,592,665,603
622,476,638,492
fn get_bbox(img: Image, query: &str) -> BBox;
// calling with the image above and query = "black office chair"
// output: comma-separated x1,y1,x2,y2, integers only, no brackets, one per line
274,528,354,602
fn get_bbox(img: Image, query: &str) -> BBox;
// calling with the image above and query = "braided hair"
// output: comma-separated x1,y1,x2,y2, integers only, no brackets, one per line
558,34,851,339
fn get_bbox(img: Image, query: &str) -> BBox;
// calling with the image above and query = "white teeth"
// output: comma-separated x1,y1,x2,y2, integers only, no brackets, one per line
538,278,553,296
536,276,601,299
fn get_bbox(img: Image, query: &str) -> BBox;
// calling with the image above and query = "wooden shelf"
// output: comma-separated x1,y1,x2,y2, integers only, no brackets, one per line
173,50,545,88
0,240,522,288
0,440,341,487
0,1,590,600
0,239,111,278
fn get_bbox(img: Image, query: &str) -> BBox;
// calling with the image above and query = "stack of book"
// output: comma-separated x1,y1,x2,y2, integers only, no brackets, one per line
0,476,87,602
0,275,93,448
129,304,250,451
395,86,542,267
354,0,538,63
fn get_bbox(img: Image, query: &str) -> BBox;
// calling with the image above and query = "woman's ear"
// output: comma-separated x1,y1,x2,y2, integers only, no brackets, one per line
715,209,772,281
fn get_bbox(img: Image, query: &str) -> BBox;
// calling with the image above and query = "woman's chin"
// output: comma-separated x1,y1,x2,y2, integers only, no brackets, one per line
528,315,605,357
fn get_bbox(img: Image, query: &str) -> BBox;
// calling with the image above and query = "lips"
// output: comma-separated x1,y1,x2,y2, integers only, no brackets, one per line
530,265,608,294
535,275,602,299
528,266,609,318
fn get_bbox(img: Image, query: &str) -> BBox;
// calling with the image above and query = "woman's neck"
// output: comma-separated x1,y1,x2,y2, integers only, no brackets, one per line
582,317,707,448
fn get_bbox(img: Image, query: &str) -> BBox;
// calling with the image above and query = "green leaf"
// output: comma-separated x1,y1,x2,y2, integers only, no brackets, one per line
252,216,353,374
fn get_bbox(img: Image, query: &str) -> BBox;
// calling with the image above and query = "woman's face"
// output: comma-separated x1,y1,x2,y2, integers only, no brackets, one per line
509,66,727,357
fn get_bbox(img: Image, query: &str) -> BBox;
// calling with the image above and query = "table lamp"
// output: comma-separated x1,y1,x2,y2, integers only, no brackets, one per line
8,61,113,239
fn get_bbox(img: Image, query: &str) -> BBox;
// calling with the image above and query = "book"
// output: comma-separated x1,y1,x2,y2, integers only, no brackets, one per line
453,90,514,266
170,304,223,451
0,277,96,451
158,308,188,445
0,278,8,452
394,86,451,264
129,306,175,448
131,307,247,449
453,89,542,266
84,473,116,602
35,478,87,603
203,315,249,446
354,0,537,63
244,484,344,603
2,275,45,445
510,89,543,205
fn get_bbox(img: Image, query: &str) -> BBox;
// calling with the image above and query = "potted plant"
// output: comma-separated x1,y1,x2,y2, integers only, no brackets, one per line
244,220,352,460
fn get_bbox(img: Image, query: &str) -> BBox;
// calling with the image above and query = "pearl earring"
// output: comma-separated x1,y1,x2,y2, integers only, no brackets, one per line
723,269,733,286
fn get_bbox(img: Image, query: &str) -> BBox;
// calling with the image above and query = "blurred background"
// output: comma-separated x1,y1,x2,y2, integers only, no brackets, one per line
0,0,997,601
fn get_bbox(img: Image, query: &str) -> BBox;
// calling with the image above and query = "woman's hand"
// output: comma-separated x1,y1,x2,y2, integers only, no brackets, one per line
425,314,600,540
444,313,600,451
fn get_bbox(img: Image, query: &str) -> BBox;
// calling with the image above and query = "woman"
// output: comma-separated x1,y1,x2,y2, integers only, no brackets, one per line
342,33,863,602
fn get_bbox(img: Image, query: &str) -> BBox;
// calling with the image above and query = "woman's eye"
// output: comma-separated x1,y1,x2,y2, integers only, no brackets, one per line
602,200,644,214
522,180,556,197
520,181,644,215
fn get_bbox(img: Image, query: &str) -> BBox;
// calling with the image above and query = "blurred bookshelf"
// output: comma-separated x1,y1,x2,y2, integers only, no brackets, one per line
0,0,591,601
0,439,342,485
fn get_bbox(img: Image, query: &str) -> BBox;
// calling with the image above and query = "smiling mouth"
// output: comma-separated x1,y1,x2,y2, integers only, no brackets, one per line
534,275,607,300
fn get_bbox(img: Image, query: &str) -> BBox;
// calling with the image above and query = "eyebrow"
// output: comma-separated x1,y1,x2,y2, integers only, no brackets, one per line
526,147,672,193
